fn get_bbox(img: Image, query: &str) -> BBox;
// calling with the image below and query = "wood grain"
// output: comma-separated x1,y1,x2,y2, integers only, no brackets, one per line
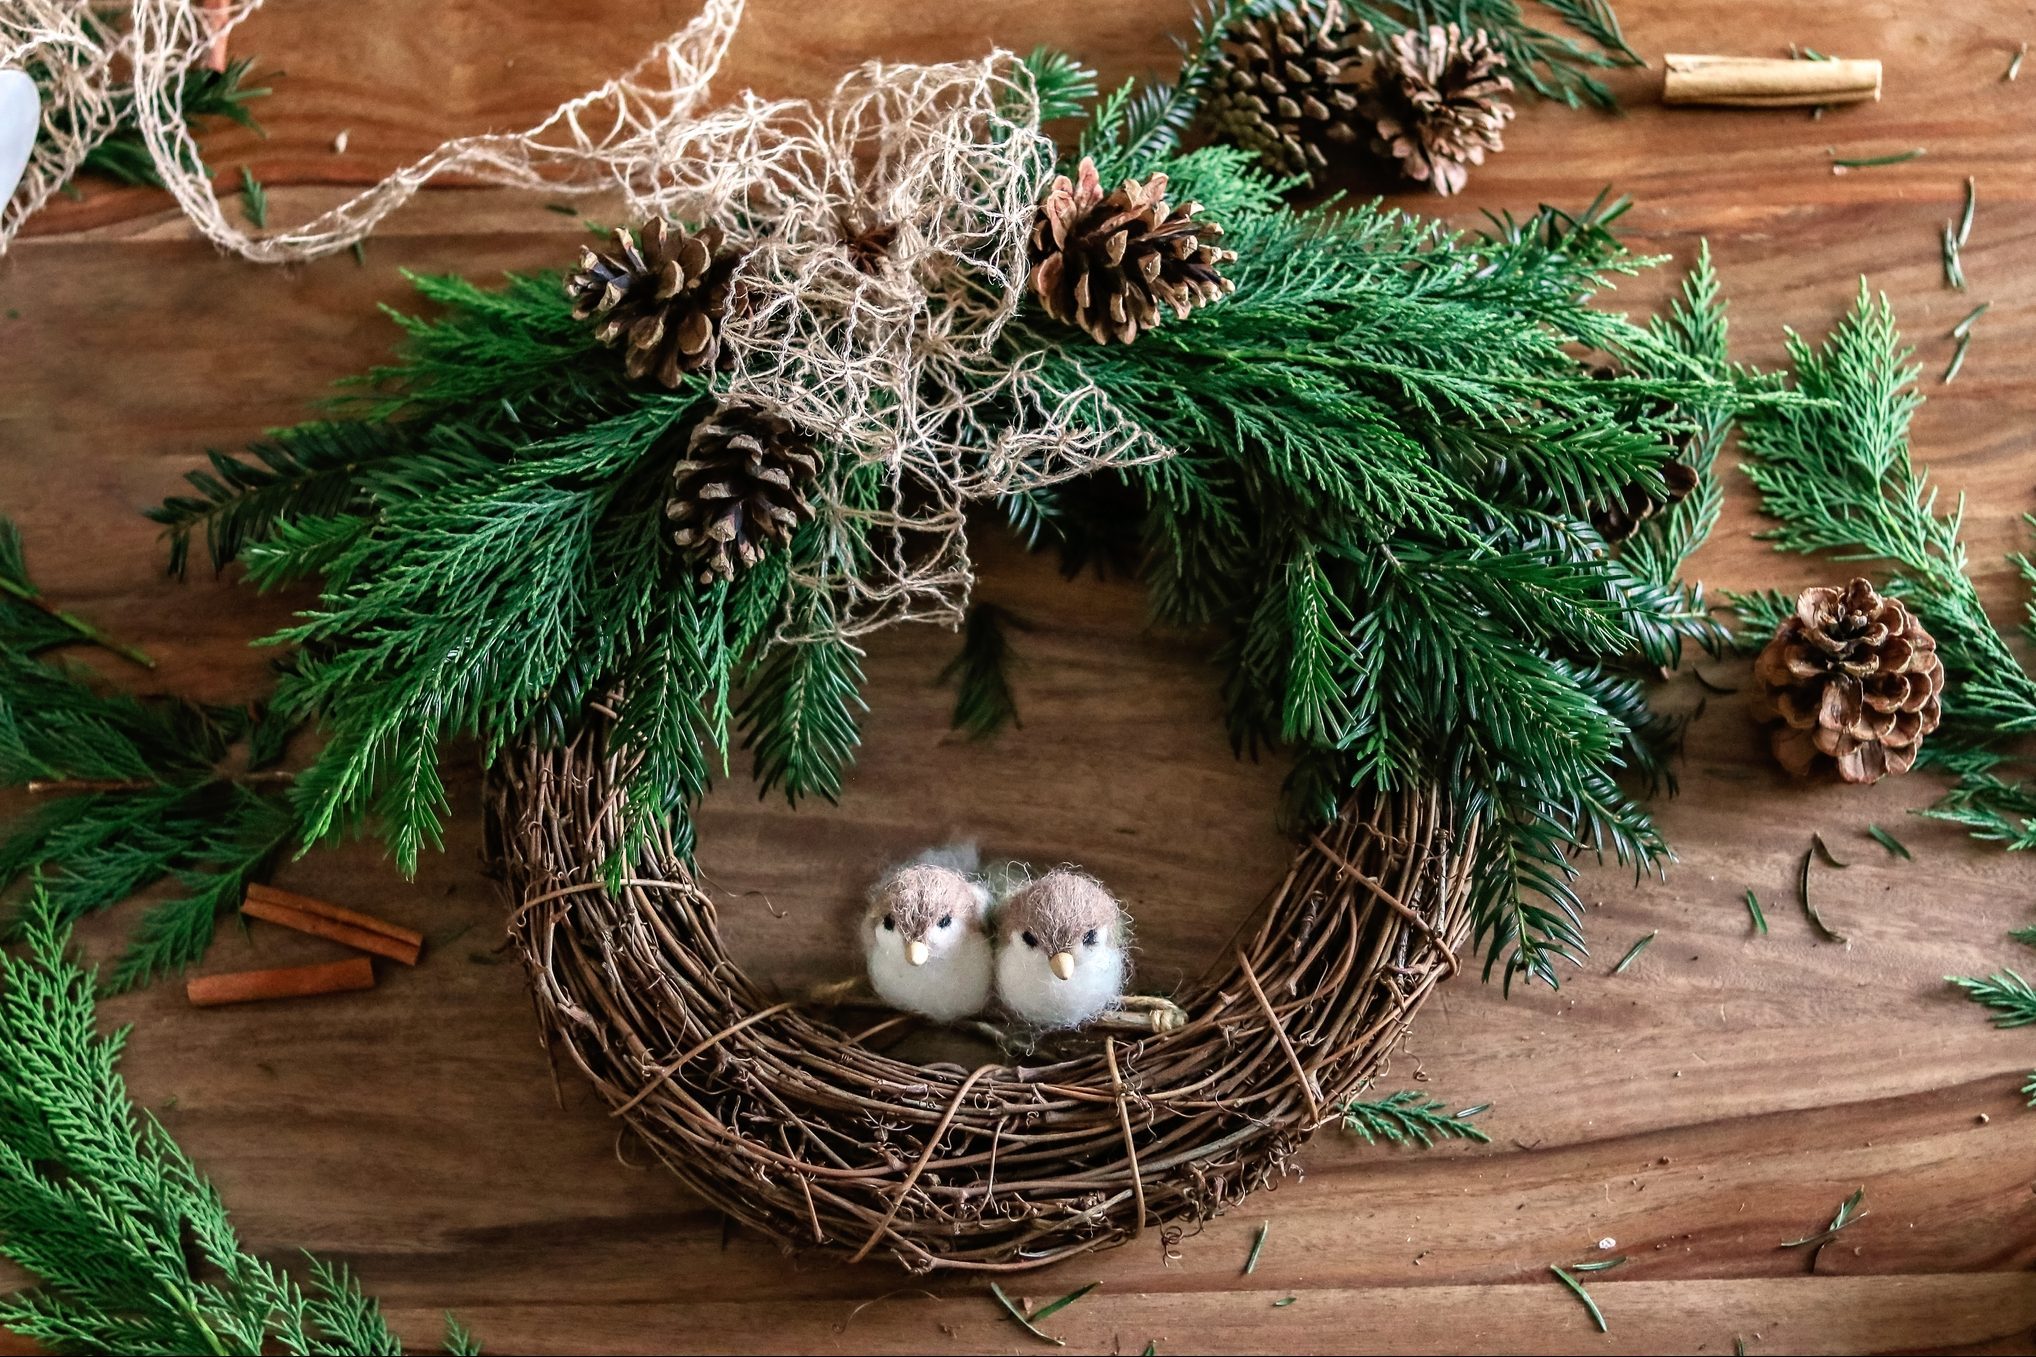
4,2,2036,1353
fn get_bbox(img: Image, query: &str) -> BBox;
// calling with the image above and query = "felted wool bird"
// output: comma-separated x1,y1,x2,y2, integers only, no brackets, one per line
993,867,1131,1030
862,846,994,1022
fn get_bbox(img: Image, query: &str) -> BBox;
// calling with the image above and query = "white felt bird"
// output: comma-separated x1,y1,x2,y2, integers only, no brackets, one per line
993,867,1129,1030
862,846,994,1022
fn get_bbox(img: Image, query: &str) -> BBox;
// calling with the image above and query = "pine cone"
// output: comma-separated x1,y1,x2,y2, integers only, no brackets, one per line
566,219,741,388
665,399,821,583
1361,24,1514,196
1028,157,1237,345
1204,2,1371,182
1591,458,1700,543
1750,579,1945,784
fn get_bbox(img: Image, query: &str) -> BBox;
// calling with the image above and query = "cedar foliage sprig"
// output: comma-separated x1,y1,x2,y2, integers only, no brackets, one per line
0,518,296,989
1340,1091,1492,1146
1735,285,2036,849
0,891,474,1355
1948,964,2036,1105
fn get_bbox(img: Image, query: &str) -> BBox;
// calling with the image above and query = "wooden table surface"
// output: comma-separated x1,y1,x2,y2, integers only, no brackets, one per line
5,2,2036,1353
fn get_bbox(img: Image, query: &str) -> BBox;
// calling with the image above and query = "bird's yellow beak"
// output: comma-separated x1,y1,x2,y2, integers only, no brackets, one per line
906,940,930,967
1049,951,1076,981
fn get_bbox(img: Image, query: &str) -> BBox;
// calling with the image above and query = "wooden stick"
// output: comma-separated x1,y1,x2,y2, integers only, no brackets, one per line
1662,53,1882,107
242,884,423,965
187,956,375,1007
202,0,231,73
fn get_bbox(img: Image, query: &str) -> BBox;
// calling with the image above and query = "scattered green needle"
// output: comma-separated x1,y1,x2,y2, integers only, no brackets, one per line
238,165,268,228
1571,1255,1628,1273
1273,1297,1298,1308
1455,1102,1492,1118
1691,667,1738,695
1952,302,1990,339
1811,832,1849,869
1550,1264,1608,1333
1142,1344,1157,1357
1244,1221,1269,1275
1744,889,1768,936
1799,848,1848,944
349,240,367,267
1611,931,1657,975
543,202,580,215
1958,176,1977,247
1781,1187,1867,1271
1942,223,1967,292
1029,1282,1099,1324
1944,330,1974,384
1831,147,1925,170
990,1282,1066,1346
2007,42,2028,81
1867,824,1912,859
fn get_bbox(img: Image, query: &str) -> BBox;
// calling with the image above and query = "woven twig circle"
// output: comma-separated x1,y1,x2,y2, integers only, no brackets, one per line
494,723,1476,1271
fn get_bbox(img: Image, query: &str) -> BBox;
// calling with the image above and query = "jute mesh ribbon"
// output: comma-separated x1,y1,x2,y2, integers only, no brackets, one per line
4,0,1170,635
493,718,1478,1271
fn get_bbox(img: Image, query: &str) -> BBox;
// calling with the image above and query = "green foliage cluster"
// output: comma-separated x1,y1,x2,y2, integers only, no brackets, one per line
1736,287,2036,850
1339,1090,1492,1146
0,521,294,991
1949,942,2036,1106
0,892,477,1355
27,4,270,192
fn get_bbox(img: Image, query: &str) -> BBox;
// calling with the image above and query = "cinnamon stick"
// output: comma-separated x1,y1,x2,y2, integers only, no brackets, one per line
187,956,375,1007
1662,54,1882,107
242,883,423,965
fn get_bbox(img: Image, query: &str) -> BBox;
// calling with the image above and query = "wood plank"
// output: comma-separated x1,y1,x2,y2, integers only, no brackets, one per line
4,1,2036,1353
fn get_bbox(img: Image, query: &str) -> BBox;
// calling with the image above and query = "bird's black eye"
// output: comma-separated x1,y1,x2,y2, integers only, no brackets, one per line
1021,930,1038,948
1083,928,1098,946
938,914,952,929
882,915,896,931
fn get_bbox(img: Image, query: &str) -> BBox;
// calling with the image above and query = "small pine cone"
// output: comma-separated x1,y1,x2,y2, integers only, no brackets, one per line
665,399,821,584
566,219,741,387
1750,579,1946,785
1592,458,1700,543
1361,23,1514,196
1028,157,1237,345
1204,2,1372,182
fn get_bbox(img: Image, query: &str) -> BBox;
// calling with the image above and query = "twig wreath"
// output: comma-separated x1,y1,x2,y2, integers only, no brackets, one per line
4,0,1757,1279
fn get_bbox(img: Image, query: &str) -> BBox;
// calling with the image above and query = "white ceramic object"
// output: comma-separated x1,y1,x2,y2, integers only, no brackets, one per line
0,69,40,206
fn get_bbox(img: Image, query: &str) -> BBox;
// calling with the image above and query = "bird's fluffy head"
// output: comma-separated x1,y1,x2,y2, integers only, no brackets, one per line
866,863,987,953
997,867,1126,955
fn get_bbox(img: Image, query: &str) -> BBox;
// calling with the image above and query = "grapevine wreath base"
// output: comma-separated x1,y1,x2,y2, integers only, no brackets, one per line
493,718,1476,1271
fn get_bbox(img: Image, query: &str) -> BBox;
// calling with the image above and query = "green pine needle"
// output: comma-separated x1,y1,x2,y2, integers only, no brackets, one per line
0,892,464,1354
939,602,1028,741
1549,1264,1608,1333
1950,970,2036,1029
1339,1091,1491,1147
238,166,268,229
1744,888,1768,935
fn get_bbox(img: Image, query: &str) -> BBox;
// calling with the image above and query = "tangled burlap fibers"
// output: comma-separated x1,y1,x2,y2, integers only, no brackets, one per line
4,0,1173,636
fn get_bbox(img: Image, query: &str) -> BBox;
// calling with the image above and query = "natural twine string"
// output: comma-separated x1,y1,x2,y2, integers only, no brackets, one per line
4,0,1173,638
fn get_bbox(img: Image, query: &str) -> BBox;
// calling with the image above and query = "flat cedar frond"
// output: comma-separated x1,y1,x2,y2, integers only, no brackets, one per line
1340,1090,1492,1146
0,892,453,1355
1737,284,2036,853
1950,970,2036,1028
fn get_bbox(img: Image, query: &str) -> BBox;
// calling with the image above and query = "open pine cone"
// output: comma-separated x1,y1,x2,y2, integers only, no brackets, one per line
566,219,742,387
1204,1,1372,182
1028,157,1237,344
666,399,820,583
1750,579,1945,784
1592,458,1700,543
1361,23,1514,196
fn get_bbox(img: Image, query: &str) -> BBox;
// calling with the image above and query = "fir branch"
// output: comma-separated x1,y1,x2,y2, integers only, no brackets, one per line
938,602,1029,741
1077,0,1268,175
237,167,268,229
1950,969,2036,1028
0,520,155,666
34,37,273,191
1339,1091,1492,1146
0,893,464,1355
741,618,869,808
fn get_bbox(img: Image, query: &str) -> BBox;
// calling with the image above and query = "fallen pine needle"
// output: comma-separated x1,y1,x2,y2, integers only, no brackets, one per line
1611,931,1657,975
1781,1187,1867,1272
1944,330,1974,383
1571,1255,1628,1273
1952,302,1990,338
1244,1221,1269,1275
2008,42,2028,81
1744,889,1768,935
1550,1264,1608,1333
990,1282,1066,1346
1812,832,1849,869
1867,823,1913,859
1832,147,1925,170
1029,1282,1099,1324
1273,1297,1297,1308
1799,848,1849,944
1959,176,1978,246
1943,222,1967,291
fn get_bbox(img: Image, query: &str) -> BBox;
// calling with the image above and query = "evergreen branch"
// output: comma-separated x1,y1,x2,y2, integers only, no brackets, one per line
36,42,273,191
0,520,154,667
741,611,869,807
0,892,466,1355
1339,1091,1492,1146
1078,0,1276,174
938,602,1028,741
1950,969,2036,1029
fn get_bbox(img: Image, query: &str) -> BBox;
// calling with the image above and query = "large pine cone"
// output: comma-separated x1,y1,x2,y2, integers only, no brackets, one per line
567,219,742,387
1361,24,1514,196
1750,579,1945,784
666,400,820,584
1204,2,1371,182
1028,157,1236,345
